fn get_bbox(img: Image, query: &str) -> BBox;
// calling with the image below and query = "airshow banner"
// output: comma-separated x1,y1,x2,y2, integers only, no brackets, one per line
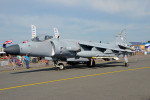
31,25,36,39
54,28,60,38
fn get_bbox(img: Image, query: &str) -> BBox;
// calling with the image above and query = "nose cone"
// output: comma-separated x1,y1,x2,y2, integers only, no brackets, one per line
4,44,20,55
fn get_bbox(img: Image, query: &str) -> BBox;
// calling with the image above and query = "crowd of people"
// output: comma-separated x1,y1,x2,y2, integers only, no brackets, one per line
7,54,30,70
0,54,48,70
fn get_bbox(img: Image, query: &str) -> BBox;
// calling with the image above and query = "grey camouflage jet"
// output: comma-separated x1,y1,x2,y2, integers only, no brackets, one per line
4,29,132,70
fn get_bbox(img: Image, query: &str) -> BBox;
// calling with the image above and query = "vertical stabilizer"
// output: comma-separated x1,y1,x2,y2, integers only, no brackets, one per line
115,29,127,46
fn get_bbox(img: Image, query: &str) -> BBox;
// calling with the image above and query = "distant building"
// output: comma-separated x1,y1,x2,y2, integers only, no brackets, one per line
143,42,150,53
129,42,143,51
0,47,5,55
130,41,150,54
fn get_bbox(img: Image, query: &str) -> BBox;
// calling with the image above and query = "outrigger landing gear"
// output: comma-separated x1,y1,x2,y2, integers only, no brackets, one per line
124,53,129,67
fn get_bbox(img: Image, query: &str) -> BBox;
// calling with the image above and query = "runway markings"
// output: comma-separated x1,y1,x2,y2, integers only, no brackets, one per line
0,66,150,91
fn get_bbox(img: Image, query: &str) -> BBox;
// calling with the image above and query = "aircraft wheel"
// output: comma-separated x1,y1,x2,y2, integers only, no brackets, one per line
58,63,65,70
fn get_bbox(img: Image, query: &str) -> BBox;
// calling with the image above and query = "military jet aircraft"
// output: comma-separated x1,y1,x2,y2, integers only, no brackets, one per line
4,29,132,70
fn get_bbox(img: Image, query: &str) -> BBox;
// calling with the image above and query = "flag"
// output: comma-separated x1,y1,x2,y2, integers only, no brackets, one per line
23,40,28,43
31,24,36,39
4,40,12,44
3,40,12,48
54,28,59,38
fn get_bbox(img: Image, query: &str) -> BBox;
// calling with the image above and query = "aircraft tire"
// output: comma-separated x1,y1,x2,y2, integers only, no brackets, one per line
58,63,65,70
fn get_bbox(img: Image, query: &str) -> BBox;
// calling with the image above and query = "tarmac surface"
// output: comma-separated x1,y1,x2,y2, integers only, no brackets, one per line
0,55,150,100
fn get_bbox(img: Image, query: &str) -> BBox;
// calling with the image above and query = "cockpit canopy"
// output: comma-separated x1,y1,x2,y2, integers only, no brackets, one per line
32,34,53,42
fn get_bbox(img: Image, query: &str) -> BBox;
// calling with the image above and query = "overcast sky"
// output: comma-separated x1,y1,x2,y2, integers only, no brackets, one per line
0,0,150,46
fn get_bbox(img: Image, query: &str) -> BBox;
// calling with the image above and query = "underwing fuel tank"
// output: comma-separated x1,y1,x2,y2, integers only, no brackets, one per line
77,51,115,58
77,51,104,58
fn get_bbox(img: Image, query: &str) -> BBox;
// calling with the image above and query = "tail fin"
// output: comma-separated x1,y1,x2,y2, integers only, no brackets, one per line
115,29,127,46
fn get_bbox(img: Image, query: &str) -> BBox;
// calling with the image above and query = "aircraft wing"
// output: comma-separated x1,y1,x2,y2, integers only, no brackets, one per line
79,41,132,52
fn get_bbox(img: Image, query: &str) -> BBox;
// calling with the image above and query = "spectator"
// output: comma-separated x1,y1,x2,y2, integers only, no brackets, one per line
23,55,30,69
9,55,17,70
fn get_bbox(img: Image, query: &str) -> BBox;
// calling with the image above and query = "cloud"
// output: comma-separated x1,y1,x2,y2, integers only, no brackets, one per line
1,13,149,36
0,12,149,46
0,14,122,42
0,0,150,46
36,0,150,17
36,0,81,6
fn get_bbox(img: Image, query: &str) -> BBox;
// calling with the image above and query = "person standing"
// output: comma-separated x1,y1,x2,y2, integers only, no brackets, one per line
8,54,17,70
23,55,30,69
12,56,17,70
